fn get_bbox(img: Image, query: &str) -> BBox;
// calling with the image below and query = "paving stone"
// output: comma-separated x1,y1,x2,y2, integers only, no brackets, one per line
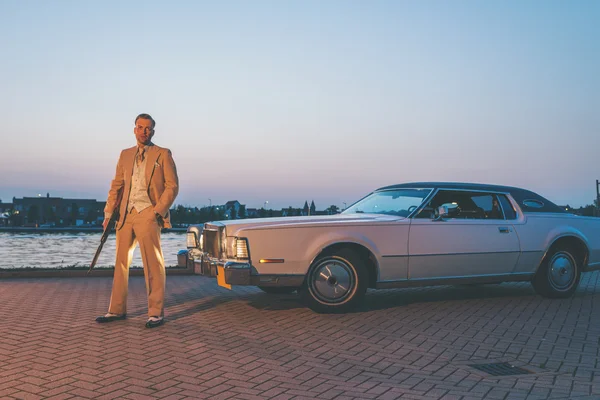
0,275,598,399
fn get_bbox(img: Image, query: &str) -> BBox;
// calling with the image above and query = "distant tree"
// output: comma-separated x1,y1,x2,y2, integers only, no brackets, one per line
239,204,246,219
198,207,210,222
310,200,316,215
230,207,237,220
259,207,267,218
576,204,596,217
326,205,339,215
174,205,187,224
303,201,309,215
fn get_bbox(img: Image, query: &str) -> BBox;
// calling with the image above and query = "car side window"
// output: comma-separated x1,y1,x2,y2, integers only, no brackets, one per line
418,190,488,219
472,194,503,219
498,195,517,220
416,190,516,220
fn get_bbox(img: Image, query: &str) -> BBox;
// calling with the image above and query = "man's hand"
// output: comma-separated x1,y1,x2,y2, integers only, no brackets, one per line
154,211,164,227
102,218,110,231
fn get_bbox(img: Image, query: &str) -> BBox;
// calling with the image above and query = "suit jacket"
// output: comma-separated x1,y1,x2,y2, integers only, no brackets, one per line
104,143,179,229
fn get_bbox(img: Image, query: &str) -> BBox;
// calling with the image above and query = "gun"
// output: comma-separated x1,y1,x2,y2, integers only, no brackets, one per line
88,189,123,274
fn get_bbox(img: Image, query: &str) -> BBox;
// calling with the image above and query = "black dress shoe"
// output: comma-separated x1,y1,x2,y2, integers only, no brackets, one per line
145,317,164,328
96,314,127,323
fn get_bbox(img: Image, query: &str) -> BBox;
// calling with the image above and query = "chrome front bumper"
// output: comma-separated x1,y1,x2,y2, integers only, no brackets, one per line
200,258,253,285
178,250,304,287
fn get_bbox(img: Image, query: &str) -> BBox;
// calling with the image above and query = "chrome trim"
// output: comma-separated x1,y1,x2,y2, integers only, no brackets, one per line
547,251,576,290
412,250,521,257
309,258,354,303
376,272,534,289
382,254,409,258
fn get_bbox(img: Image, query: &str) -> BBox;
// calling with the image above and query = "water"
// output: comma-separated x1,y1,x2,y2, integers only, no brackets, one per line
0,232,185,269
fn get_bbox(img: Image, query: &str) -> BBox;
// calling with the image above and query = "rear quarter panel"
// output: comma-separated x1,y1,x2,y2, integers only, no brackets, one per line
513,213,600,273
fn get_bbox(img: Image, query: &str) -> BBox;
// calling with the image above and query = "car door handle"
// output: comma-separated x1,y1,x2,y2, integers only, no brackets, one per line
498,227,511,233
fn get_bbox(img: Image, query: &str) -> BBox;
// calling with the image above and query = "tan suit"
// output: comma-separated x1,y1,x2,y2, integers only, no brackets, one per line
104,143,179,317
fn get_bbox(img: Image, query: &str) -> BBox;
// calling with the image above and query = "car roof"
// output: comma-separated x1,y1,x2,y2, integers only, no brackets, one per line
376,182,567,214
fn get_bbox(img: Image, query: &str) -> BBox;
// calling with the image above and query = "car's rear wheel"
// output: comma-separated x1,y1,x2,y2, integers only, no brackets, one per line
258,286,297,294
532,246,581,298
301,249,367,313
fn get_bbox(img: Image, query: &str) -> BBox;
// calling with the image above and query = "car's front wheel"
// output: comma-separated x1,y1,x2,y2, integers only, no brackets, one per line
532,246,581,298
301,249,367,313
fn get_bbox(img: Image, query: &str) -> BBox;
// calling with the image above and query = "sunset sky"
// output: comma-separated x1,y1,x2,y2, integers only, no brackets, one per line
1,1,598,210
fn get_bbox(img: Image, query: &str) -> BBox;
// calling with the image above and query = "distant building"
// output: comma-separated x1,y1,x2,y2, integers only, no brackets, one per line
0,202,13,213
11,193,105,226
224,200,242,219
0,201,13,226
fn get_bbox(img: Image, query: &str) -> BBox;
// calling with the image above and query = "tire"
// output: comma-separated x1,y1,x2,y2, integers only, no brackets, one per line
258,286,298,294
301,249,368,313
532,246,581,298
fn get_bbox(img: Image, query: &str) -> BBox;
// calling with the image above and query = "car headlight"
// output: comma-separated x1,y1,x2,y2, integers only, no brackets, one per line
186,231,198,248
235,238,249,260
186,226,203,249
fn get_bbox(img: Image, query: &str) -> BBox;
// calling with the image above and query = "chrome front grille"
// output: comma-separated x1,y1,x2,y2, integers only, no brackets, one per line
203,229,220,258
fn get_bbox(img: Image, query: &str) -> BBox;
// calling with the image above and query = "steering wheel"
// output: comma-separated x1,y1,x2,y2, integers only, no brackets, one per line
407,205,417,214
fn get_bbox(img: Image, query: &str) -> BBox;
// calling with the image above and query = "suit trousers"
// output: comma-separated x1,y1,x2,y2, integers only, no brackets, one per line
108,207,166,317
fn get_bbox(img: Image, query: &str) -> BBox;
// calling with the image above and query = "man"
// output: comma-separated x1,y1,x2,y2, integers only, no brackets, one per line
96,113,179,328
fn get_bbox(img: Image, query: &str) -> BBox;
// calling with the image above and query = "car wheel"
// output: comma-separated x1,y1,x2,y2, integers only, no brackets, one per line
302,249,367,313
258,286,298,294
532,246,581,298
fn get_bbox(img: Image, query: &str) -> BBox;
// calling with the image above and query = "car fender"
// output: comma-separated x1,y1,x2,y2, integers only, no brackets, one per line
536,226,590,273
305,230,381,273
544,226,589,252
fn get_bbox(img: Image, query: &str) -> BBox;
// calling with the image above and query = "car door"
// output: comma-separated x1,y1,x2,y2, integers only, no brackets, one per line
408,190,521,279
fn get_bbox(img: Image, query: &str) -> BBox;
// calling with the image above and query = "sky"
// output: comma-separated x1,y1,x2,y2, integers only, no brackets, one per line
0,0,598,210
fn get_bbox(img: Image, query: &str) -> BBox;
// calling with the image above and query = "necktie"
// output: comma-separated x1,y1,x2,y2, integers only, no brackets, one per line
137,148,145,166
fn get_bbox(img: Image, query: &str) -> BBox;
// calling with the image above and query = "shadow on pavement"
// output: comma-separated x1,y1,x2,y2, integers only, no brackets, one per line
358,282,538,312
163,281,545,317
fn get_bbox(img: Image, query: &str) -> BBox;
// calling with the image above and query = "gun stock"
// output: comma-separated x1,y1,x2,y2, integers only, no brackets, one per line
88,190,123,274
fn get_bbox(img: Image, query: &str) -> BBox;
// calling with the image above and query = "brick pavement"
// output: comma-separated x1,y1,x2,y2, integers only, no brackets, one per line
0,272,599,400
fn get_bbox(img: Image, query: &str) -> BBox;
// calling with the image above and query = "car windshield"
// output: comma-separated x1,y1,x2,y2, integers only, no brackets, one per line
342,188,432,217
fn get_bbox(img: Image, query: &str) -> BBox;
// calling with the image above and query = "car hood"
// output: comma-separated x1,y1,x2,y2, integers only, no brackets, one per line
208,214,404,235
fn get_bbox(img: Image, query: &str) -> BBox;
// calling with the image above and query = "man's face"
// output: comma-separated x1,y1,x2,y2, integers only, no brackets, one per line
134,118,154,146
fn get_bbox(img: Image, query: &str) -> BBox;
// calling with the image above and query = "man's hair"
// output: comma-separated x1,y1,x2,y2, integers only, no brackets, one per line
135,113,156,129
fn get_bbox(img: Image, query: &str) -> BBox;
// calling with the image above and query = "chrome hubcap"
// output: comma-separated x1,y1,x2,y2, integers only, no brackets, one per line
310,258,354,303
548,252,576,290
